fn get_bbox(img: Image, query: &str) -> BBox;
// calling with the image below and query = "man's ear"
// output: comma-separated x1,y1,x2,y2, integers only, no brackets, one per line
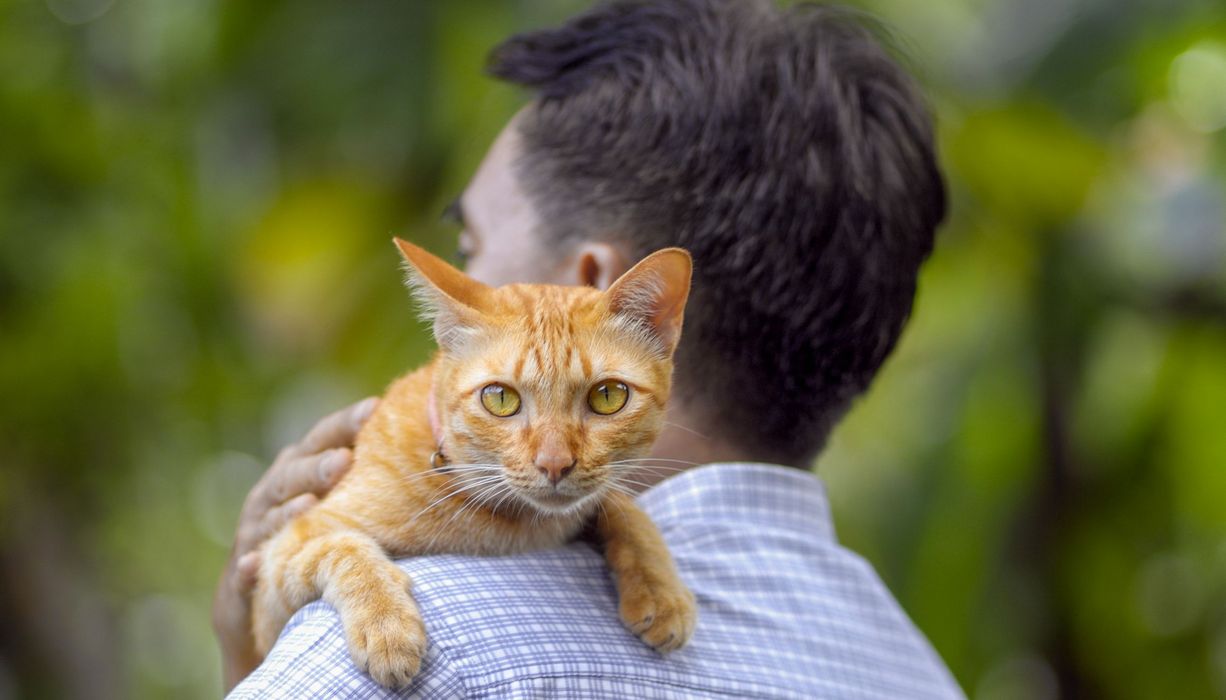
570,241,631,290
394,238,492,352
604,248,692,354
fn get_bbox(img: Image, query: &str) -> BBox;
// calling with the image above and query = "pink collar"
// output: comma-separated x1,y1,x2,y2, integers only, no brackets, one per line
427,378,447,466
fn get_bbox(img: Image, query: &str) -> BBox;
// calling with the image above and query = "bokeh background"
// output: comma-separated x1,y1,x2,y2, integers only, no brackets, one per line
1,0,1224,697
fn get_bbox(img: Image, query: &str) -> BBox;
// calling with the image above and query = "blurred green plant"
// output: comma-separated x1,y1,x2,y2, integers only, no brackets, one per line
0,0,1223,698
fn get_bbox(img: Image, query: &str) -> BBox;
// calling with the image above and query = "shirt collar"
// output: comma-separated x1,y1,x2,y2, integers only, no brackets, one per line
636,462,836,541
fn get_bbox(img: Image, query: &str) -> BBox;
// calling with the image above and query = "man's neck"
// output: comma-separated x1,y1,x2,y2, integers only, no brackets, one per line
631,404,796,493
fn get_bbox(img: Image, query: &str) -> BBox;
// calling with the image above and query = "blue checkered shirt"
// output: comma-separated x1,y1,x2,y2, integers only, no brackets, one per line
229,463,963,698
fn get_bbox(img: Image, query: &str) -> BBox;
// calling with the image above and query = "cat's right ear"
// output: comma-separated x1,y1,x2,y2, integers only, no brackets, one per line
605,247,692,355
393,238,491,352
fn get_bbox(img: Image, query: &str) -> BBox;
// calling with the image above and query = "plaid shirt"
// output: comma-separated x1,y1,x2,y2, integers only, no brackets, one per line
229,463,963,698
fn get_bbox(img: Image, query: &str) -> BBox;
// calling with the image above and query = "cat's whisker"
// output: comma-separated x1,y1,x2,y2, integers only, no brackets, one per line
512,496,531,520
445,475,508,500
611,476,659,491
605,457,699,465
417,487,471,515
594,498,607,525
630,466,691,471
472,480,508,507
480,486,504,508
455,494,494,527
608,476,650,492
662,421,710,440
601,488,633,518
396,464,503,485
430,464,505,477
412,475,507,520
449,483,511,539
610,484,655,498
428,473,505,495
603,462,693,474
426,496,483,548
604,482,638,499
604,467,691,477
488,486,520,517
398,470,488,487
606,456,698,463
440,480,507,529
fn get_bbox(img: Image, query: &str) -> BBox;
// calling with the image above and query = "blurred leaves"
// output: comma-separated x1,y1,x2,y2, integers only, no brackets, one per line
948,103,1106,227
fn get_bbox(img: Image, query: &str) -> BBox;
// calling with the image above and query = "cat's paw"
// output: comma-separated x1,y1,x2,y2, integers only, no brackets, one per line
618,578,698,654
343,595,428,688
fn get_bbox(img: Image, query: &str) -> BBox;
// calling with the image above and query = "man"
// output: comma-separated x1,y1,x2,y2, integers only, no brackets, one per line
217,0,958,696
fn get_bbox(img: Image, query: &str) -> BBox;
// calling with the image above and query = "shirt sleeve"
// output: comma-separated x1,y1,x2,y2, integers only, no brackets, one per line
226,602,467,699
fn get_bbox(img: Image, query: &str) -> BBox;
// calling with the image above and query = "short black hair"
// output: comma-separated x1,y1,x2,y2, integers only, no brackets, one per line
489,0,946,464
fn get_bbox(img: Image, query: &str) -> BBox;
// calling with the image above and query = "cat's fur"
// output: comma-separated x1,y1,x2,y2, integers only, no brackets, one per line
251,239,697,687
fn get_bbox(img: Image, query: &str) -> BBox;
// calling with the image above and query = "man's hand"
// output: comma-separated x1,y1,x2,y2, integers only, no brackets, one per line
212,397,379,691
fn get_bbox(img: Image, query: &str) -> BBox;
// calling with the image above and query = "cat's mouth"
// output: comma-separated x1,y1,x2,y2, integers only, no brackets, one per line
518,486,600,514
529,491,580,507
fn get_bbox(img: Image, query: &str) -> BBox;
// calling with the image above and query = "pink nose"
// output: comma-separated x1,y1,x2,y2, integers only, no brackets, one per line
534,431,575,486
536,463,573,485
534,451,575,486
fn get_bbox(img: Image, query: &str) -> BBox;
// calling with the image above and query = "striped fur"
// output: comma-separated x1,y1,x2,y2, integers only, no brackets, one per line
251,241,696,688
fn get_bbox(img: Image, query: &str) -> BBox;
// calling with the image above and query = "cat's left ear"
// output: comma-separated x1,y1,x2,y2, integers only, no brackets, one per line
605,248,692,355
394,238,491,352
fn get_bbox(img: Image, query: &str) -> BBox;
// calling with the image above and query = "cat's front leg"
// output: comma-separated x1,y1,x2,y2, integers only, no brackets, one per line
595,490,697,653
254,514,428,688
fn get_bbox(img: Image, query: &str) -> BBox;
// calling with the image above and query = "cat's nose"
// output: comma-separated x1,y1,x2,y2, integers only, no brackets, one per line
535,454,576,486
534,432,575,486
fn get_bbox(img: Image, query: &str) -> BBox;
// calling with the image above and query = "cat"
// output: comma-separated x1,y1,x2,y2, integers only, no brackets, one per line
250,238,698,688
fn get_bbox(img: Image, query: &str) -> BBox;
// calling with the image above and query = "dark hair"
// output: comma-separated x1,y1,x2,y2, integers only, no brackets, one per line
489,0,946,464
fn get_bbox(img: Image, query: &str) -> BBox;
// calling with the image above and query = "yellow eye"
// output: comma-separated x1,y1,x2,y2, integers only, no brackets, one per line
588,380,629,415
480,383,521,417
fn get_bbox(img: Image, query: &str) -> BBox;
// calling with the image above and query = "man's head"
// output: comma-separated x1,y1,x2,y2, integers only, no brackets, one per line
455,0,945,465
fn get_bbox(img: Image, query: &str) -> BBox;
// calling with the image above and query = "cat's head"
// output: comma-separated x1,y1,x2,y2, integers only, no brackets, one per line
394,238,691,516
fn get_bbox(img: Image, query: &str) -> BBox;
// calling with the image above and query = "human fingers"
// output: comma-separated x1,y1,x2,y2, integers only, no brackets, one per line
258,448,352,508
294,396,379,457
253,493,319,550
238,450,328,554
235,551,261,594
246,396,375,512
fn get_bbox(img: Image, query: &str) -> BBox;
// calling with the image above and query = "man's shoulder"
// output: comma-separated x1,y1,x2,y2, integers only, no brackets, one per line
244,545,788,698
395,544,627,663
232,465,964,698
395,546,732,695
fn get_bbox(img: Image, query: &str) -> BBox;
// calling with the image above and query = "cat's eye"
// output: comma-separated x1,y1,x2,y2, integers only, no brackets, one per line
588,380,629,415
480,383,521,417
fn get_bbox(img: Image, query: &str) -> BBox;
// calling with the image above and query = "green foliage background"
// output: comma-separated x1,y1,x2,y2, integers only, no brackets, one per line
1,0,1224,697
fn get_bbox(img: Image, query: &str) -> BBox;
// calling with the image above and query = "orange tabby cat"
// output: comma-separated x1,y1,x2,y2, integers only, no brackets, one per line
251,239,697,687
